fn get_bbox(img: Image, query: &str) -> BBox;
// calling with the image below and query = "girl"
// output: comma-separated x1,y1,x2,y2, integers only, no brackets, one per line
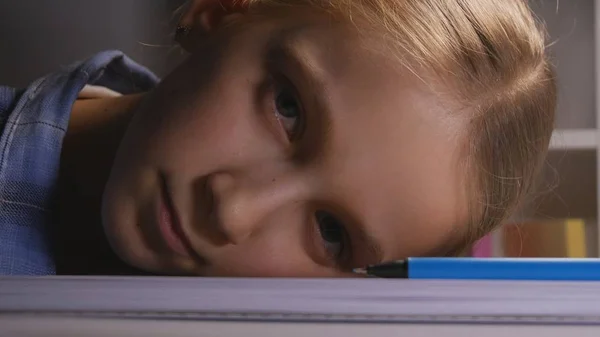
0,0,556,276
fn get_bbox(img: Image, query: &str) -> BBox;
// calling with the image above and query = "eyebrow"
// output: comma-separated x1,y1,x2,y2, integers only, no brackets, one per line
269,40,326,94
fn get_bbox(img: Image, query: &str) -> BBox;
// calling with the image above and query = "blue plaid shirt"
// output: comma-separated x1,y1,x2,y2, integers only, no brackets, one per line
0,51,159,275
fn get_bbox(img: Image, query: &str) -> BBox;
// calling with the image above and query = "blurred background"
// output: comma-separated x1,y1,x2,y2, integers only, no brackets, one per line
0,0,598,259
473,0,600,259
0,0,186,86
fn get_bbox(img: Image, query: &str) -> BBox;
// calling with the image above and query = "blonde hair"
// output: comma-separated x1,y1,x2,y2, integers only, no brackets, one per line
239,0,557,254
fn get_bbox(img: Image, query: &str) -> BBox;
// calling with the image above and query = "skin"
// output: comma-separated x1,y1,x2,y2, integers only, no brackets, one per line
57,0,468,277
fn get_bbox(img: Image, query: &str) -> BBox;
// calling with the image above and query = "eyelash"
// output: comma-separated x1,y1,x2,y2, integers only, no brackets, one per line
315,210,350,267
270,75,306,142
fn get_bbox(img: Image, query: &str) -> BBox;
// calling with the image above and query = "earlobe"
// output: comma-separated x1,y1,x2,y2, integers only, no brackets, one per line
176,0,249,52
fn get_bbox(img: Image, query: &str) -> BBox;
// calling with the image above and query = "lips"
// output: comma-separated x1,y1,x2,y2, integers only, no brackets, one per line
158,178,194,258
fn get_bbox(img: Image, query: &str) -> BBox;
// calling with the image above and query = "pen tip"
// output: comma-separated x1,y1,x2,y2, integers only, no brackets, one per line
353,268,367,275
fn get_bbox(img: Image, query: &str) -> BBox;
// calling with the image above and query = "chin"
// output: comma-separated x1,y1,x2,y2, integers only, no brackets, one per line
108,233,153,271
104,224,165,274
101,191,159,274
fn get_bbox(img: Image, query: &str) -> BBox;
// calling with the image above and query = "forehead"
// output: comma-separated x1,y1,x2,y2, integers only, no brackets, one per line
278,22,469,259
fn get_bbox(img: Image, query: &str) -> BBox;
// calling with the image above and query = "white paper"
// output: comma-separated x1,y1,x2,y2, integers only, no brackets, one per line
2,277,600,325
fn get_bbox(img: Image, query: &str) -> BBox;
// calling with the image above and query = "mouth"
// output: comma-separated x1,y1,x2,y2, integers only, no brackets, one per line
158,176,196,259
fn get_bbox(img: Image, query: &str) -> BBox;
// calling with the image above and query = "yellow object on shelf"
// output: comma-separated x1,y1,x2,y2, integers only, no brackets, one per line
503,219,586,258
564,219,587,258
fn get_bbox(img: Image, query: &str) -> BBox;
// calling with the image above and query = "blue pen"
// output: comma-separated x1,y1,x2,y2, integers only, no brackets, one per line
353,257,600,281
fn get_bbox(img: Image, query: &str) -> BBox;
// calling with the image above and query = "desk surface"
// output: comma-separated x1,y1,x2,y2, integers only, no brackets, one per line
2,316,600,337
2,277,600,326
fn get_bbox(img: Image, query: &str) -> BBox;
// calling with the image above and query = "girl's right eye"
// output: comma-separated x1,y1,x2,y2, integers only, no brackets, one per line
272,80,304,141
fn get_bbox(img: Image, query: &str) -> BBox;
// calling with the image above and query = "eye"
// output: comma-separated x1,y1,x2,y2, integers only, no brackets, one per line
273,80,304,141
315,210,347,263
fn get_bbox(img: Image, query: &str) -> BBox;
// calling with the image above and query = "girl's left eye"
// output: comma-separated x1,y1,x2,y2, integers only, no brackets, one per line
315,210,347,264
273,82,303,141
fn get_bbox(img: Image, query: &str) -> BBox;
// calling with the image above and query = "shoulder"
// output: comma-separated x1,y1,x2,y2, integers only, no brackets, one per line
0,51,160,275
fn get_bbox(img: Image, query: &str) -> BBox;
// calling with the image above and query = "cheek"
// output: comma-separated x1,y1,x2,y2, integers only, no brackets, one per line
116,18,273,177
206,240,327,277
202,215,337,278
128,65,263,176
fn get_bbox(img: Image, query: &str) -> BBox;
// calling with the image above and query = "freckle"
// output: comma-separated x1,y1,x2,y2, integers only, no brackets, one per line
272,178,276,182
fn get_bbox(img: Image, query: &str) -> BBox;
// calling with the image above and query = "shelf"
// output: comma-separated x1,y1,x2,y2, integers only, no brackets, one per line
512,150,597,220
549,129,597,150
488,219,598,258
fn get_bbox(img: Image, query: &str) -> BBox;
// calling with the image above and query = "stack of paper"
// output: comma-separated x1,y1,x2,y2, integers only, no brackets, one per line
2,277,600,336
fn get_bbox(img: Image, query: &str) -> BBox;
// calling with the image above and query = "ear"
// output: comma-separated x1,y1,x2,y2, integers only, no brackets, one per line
176,0,249,51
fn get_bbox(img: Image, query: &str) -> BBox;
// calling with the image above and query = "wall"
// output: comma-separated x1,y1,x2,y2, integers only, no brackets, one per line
0,0,186,87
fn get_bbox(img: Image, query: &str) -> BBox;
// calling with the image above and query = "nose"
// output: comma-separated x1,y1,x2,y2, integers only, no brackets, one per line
206,172,307,245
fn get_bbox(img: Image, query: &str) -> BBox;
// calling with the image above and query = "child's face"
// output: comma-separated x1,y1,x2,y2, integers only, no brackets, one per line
102,13,467,276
